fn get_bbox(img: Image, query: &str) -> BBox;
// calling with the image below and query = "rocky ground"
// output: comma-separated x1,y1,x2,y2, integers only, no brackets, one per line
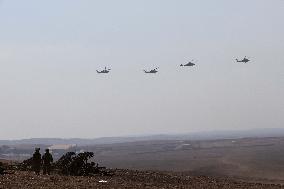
0,170,283,189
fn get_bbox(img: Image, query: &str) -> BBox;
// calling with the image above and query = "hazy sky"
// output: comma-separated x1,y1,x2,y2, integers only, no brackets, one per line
0,0,283,139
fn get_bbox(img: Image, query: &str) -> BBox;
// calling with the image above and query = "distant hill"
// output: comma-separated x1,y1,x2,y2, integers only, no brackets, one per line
1,128,284,146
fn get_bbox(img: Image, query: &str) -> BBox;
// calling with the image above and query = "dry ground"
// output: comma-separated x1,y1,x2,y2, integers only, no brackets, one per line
85,137,284,181
1,170,283,189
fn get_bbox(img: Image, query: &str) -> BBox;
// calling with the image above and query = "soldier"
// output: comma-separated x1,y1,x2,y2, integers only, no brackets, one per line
42,149,53,175
0,162,5,175
32,148,41,175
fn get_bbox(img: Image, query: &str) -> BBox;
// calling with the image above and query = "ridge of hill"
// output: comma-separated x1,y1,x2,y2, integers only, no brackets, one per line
1,128,284,146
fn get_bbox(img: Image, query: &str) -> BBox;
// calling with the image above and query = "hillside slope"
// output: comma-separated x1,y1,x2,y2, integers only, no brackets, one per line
0,170,283,189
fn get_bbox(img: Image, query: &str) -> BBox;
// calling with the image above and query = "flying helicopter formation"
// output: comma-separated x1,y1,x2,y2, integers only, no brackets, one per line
96,57,251,74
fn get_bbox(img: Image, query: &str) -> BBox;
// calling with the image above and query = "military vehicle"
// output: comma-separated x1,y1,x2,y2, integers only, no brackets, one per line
236,56,250,63
180,60,196,67
97,67,111,73
144,68,158,73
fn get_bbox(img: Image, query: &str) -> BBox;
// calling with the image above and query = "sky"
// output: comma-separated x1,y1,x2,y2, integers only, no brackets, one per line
0,0,283,139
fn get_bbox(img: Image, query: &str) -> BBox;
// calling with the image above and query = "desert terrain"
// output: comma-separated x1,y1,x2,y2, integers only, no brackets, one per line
1,136,284,188
81,137,284,183
1,169,283,189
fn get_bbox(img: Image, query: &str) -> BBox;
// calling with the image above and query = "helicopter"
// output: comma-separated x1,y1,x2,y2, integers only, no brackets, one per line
180,60,196,67
144,68,158,73
96,67,111,73
236,56,250,63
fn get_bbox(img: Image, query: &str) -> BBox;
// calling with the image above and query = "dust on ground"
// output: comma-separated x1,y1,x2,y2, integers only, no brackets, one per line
0,170,283,189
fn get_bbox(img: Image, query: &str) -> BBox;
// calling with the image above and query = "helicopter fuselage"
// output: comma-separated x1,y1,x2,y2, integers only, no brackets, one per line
144,70,158,73
97,70,109,73
97,67,111,73
180,62,195,66
236,58,250,63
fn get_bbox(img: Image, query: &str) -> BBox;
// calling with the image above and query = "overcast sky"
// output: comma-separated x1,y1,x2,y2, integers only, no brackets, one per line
0,0,283,139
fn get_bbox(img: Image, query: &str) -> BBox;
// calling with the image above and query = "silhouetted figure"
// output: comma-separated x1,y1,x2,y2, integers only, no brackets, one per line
0,162,5,175
32,148,41,175
42,149,53,175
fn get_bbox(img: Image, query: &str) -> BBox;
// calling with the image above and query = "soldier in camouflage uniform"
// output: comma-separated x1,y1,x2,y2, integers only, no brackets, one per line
32,148,41,175
0,162,5,175
42,149,53,175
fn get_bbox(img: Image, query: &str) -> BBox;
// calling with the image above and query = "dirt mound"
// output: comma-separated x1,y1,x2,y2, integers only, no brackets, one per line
0,170,283,189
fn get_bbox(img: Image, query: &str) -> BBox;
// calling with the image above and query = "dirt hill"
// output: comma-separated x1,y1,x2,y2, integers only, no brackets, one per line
0,170,283,189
